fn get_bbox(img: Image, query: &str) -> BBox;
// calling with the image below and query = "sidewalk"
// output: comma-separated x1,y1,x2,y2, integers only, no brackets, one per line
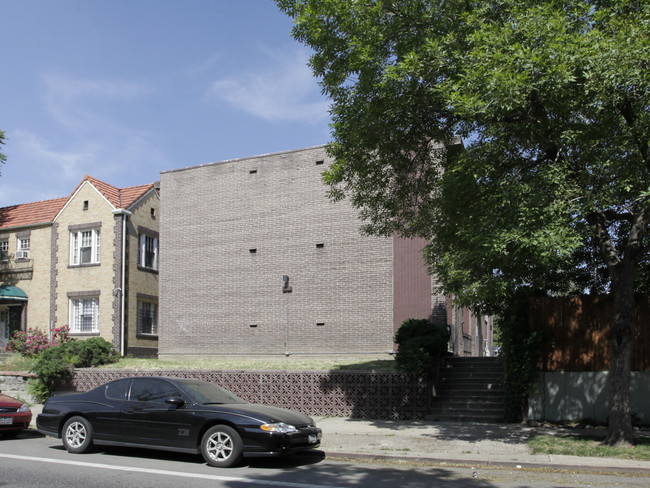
314,416,650,473
28,404,650,473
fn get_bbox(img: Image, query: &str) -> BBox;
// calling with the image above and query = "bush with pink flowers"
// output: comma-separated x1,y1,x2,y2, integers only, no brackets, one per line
4,325,71,356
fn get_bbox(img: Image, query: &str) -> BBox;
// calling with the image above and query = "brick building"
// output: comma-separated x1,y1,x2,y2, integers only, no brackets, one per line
0,176,159,357
159,146,448,357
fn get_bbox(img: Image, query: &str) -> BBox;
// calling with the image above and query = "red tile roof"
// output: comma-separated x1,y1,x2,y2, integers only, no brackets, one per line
0,197,68,230
76,175,156,209
0,176,157,230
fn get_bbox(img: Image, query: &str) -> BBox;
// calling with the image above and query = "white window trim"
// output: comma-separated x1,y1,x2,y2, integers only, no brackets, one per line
16,237,30,259
69,297,100,334
70,228,101,265
139,233,159,271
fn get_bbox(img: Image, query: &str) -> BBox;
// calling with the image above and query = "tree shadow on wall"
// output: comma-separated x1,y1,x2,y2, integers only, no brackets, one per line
320,362,429,421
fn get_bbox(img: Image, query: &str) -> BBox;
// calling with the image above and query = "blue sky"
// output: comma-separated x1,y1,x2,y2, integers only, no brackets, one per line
0,0,331,207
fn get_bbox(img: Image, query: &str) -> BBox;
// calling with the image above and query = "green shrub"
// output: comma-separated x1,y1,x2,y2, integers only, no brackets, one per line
496,291,543,422
394,318,450,377
29,337,118,402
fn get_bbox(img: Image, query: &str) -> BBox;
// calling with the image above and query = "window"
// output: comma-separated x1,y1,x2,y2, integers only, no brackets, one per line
129,378,180,403
0,240,8,262
137,300,158,336
17,237,30,259
70,228,100,265
139,233,158,270
70,297,99,333
105,379,129,401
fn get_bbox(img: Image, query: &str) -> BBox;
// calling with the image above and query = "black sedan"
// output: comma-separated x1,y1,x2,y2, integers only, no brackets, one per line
36,376,322,467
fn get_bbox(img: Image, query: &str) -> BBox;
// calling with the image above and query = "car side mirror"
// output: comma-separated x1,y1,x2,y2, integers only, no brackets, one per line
165,396,185,408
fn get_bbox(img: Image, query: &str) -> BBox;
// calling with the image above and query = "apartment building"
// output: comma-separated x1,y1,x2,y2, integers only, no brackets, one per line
159,146,446,357
0,176,159,357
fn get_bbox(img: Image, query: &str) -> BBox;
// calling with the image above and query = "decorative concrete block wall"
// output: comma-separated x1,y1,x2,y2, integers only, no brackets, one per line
71,369,428,420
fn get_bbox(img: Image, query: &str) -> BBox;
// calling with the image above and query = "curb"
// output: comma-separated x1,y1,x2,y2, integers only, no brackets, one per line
321,451,650,474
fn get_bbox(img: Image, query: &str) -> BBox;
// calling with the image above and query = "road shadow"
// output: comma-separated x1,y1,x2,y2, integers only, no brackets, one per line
0,428,44,440
80,445,327,469
325,417,536,444
226,459,496,487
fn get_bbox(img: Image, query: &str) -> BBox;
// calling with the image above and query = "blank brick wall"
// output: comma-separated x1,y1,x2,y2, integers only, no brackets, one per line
159,146,398,356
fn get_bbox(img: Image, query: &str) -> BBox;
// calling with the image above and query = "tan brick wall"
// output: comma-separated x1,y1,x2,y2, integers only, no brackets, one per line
53,184,117,342
159,146,395,357
0,225,53,335
124,190,159,353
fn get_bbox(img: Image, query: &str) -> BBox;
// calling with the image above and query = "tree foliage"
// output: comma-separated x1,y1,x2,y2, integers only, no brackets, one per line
0,130,7,168
278,0,649,444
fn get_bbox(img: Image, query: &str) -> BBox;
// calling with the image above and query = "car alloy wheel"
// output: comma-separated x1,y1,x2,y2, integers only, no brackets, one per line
62,416,94,454
201,425,243,468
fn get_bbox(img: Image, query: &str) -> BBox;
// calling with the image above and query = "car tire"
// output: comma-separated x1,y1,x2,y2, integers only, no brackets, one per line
62,416,94,454
200,425,243,468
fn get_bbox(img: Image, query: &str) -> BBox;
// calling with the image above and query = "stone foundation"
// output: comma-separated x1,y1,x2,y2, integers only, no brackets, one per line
0,372,38,404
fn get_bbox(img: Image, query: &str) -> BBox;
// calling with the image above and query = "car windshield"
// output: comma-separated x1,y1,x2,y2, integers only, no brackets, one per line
175,379,247,405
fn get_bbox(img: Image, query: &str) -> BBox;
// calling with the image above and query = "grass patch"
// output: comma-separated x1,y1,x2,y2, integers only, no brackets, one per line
530,434,650,461
1,351,396,372
0,352,35,372
100,356,397,372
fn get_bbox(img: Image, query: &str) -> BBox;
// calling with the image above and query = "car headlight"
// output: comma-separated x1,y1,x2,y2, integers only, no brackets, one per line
18,404,31,413
260,422,298,433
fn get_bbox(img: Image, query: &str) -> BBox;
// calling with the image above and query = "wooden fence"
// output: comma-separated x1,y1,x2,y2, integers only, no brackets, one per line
530,294,650,372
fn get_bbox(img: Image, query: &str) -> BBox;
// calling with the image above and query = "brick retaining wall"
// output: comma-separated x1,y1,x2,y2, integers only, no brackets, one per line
71,369,429,420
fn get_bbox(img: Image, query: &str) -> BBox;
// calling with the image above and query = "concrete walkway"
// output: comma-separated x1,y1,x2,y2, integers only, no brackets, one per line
28,404,650,473
314,416,650,473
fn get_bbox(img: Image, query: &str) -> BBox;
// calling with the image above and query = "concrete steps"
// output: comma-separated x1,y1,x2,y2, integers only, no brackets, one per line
427,356,506,422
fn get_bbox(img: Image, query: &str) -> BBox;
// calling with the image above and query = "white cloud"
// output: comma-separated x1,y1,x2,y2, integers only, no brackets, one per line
0,73,165,207
45,73,152,100
42,72,153,132
0,130,100,204
208,48,329,122
12,130,98,179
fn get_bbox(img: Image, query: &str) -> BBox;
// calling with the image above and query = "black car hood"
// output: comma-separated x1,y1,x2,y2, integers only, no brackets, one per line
195,403,315,426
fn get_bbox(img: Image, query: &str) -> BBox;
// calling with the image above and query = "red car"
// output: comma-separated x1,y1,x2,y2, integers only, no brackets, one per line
0,390,33,438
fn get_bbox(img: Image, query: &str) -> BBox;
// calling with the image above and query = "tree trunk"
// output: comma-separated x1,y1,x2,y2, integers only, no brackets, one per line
605,272,636,446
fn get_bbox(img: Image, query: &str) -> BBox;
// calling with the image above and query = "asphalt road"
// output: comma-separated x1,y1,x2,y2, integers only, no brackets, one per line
1,430,649,488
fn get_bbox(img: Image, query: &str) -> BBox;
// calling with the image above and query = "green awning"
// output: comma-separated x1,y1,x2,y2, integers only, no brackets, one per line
0,285,28,301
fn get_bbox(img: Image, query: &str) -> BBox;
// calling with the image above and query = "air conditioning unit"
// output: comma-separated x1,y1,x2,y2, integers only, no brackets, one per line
15,250,30,260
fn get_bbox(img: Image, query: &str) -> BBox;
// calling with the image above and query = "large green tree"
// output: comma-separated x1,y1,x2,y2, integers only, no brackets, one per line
277,0,649,445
